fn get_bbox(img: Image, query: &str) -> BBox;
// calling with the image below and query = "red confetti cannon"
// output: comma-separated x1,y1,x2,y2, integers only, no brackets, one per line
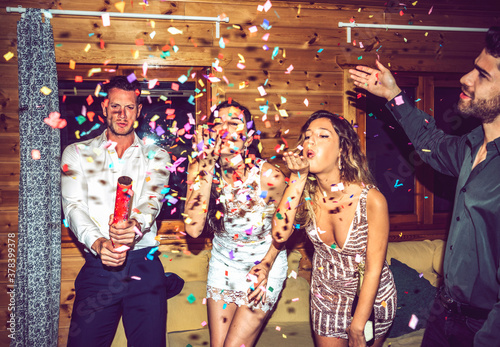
113,176,133,223
111,176,133,249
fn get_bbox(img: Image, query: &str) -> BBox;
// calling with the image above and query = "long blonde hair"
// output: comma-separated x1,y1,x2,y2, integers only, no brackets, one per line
295,110,376,228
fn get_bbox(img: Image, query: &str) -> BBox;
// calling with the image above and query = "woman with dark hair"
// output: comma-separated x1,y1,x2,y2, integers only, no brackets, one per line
184,100,288,347
273,110,396,347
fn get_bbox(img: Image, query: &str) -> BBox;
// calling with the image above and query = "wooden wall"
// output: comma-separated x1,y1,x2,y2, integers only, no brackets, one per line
1,0,499,345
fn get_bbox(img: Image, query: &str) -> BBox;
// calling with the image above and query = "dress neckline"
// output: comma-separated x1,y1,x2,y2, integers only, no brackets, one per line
311,186,368,252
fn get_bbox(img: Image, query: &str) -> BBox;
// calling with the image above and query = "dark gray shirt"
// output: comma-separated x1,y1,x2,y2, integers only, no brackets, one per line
386,92,500,346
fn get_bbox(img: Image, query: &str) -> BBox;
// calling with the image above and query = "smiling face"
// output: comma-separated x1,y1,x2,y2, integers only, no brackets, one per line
303,117,341,175
102,87,142,140
212,106,252,156
458,49,500,124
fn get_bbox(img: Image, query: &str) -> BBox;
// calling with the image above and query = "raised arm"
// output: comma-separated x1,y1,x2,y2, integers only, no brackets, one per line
272,151,310,244
348,188,390,346
350,60,467,177
247,162,288,303
349,60,402,101
184,125,221,238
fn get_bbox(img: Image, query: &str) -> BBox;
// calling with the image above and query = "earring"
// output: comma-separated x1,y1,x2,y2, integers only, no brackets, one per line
338,158,342,171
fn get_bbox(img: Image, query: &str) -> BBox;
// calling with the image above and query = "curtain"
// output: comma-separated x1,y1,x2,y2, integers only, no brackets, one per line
12,8,61,347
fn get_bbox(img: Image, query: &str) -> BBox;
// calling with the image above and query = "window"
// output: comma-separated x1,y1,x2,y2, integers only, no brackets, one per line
58,64,210,221
359,74,480,239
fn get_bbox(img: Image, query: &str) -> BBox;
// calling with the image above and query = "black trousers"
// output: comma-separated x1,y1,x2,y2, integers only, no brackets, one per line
67,247,167,347
421,295,486,347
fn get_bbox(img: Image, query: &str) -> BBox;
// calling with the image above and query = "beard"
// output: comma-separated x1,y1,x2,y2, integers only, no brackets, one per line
107,120,135,137
457,92,500,124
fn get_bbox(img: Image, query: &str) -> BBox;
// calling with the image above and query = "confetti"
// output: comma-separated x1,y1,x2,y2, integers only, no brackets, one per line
168,27,183,35
127,73,137,83
102,13,110,27
44,111,67,129
115,1,126,12
31,149,41,160
408,314,419,329
130,276,141,280
146,246,159,260
40,86,52,95
4,52,14,61
187,293,196,304
395,95,404,105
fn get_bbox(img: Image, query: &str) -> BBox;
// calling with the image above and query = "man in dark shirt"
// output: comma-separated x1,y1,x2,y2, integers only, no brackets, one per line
349,27,500,346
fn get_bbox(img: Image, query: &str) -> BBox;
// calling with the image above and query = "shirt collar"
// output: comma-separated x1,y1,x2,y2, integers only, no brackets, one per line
97,129,142,148
466,125,500,154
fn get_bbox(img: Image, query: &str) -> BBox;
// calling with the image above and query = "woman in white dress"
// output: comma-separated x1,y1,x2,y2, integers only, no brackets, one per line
184,100,288,347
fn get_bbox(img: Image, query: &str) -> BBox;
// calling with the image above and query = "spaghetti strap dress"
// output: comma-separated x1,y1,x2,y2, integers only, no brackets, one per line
306,185,397,338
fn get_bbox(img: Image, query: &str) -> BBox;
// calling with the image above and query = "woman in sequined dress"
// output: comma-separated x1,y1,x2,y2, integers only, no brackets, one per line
273,110,396,347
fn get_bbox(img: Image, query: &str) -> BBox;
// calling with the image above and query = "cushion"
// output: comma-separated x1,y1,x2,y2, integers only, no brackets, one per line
386,258,437,338
432,239,445,277
269,276,310,323
168,322,315,347
287,250,302,275
159,248,210,282
387,240,437,285
167,281,208,332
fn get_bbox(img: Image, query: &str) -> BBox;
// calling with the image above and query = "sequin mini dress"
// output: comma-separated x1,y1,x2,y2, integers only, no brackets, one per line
206,159,288,312
306,186,397,338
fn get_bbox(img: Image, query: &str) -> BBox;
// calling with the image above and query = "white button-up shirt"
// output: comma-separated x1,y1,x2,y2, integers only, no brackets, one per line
61,130,171,254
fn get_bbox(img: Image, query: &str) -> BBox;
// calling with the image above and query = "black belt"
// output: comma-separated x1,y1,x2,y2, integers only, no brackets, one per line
438,288,490,320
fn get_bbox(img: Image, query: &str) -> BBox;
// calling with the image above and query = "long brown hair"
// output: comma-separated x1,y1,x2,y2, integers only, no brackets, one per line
204,100,260,234
295,110,376,228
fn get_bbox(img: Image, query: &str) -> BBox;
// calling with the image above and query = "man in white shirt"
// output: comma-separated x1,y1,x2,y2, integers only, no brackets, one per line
62,76,171,346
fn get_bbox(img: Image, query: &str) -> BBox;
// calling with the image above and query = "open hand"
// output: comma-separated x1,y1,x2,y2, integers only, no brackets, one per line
247,261,271,304
349,60,401,101
192,125,222,169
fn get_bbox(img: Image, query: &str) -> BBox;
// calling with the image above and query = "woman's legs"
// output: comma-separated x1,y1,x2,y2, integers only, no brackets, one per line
224,304,270,347
313,332,386,347
207,299,238,347
314,333,348,347
207,298,271,347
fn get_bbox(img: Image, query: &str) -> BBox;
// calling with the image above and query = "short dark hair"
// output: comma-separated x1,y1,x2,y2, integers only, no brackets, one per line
485,26,500,58
104,76,142,102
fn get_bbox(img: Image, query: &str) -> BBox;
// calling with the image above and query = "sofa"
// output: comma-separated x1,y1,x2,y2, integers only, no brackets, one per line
110,239,445,347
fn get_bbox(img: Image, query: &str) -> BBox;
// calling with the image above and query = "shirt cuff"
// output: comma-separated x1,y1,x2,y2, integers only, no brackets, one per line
130,212,152,234
84,233,104,256
385,91,415,121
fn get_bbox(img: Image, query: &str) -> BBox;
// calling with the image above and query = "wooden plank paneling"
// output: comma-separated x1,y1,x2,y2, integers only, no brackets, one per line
0,136,19,161
0,162,19,186
0,186,18,211
1,1,498,345
0,212,18,233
